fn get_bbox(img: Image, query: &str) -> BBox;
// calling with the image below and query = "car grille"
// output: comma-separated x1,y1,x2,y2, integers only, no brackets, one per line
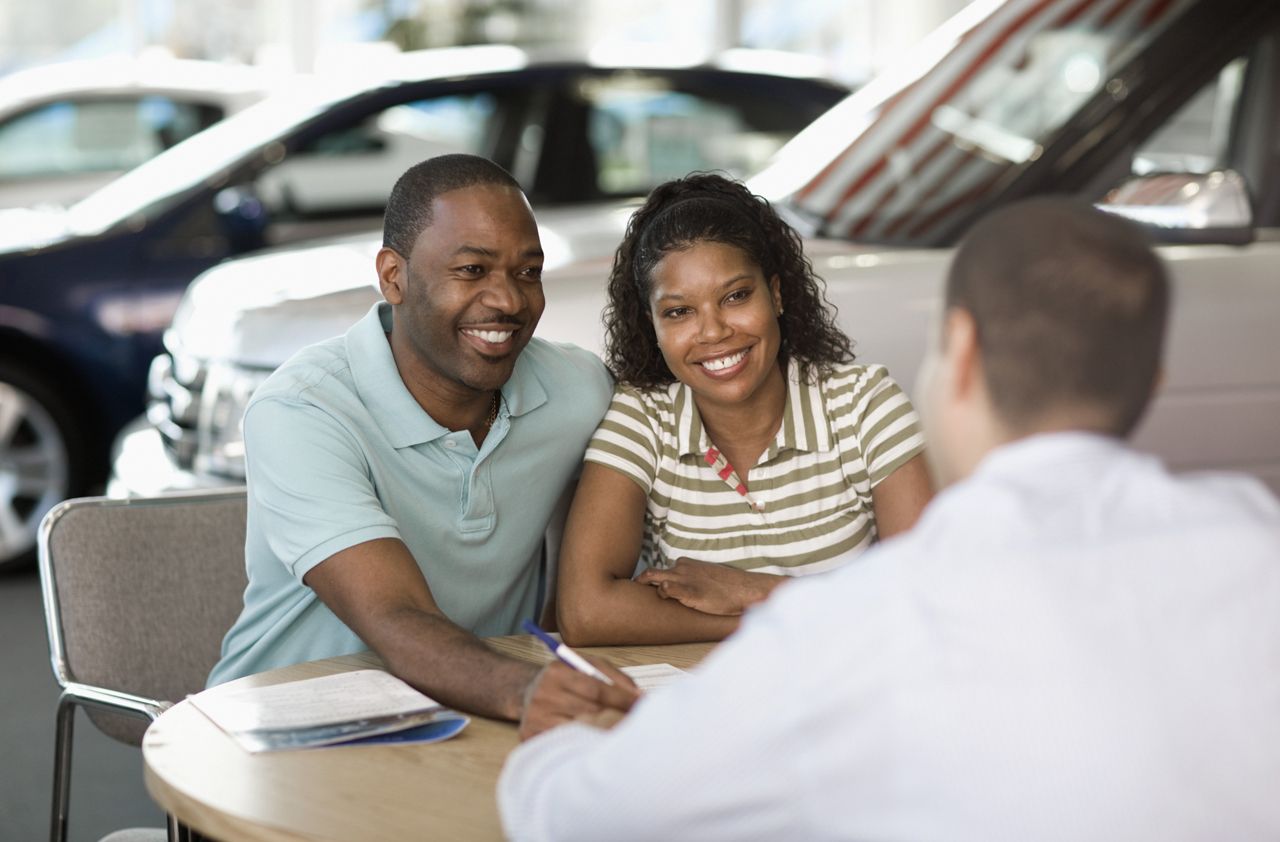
147,352,203,471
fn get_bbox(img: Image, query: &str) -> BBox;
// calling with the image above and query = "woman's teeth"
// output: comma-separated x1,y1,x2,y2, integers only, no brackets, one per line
700,349,747,371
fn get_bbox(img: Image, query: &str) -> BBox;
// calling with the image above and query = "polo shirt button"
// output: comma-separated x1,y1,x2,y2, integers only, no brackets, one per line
444,439,457,449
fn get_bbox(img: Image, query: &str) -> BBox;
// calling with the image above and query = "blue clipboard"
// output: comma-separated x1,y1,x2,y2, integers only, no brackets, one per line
336,713,471,747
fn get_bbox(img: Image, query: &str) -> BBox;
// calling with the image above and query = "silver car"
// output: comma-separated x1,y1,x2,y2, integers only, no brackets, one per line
0,55,274,210
115,0,1280,507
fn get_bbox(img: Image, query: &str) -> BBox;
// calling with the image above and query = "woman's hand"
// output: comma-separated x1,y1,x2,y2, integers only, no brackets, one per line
634,558,784,616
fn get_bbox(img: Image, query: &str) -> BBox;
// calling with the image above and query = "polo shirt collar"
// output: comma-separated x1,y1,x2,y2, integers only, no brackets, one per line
673,359,834,458
346,302,548,449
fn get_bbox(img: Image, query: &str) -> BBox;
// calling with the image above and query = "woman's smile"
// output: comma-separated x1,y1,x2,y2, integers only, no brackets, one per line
694,346,751,377
649,241,783,410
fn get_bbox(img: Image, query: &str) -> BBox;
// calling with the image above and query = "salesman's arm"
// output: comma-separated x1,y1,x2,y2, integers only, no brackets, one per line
304,538,635,736
501,561,901,842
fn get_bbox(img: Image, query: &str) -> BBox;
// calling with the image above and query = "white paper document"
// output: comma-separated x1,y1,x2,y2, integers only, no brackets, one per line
191,669,464,752
620,663,689,692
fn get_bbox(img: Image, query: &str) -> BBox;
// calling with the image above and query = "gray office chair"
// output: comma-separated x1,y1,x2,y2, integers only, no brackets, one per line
38,489,249,842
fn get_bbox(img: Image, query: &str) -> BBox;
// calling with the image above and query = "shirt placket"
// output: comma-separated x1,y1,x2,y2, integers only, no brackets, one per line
703,446,767,517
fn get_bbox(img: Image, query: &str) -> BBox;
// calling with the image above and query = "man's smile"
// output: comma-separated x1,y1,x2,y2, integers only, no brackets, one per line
461,327,517,344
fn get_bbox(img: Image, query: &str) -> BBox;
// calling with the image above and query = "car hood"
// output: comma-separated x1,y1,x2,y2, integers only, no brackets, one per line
171,201,639,367
0,206,75,253
170,232,382,368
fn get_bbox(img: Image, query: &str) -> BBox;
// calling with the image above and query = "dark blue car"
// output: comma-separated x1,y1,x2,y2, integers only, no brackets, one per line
0,47,848,566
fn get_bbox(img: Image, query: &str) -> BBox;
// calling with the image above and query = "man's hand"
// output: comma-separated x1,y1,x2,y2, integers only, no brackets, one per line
574,707,627,730
518,658,639,741
634,558,784,616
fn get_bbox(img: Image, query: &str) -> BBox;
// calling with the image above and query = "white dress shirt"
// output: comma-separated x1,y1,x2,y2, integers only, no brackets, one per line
499,433,1280,842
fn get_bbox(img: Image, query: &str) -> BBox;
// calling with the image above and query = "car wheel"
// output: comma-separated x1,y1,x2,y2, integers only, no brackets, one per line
0,363,83,570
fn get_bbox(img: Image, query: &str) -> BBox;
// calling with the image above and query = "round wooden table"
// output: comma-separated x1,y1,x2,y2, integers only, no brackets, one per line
143,636,712,841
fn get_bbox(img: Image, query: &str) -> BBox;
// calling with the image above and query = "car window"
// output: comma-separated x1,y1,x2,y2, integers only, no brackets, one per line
251,90,501,242
582,76,802,196
1133,57,1247,175
67,83,341,236
0,96,220,179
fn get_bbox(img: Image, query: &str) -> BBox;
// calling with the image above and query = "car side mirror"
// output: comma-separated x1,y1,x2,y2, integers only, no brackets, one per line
1096,169,1254,246
213,185,270,251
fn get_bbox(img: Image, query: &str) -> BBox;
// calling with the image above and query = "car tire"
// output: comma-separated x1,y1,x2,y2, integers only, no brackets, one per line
0,361,86,571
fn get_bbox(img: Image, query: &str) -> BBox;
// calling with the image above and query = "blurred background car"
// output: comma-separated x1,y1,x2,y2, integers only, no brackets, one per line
0,46,847,569
0,54,274,210
115,0,1280,514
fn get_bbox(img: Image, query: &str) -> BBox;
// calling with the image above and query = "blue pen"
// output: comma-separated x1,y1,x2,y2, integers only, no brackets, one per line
521,619,616,686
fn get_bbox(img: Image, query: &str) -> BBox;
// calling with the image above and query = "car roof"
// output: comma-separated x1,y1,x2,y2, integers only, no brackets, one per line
0,54,286,114
309,42,840,83
64,45,847,239
281,43,847,113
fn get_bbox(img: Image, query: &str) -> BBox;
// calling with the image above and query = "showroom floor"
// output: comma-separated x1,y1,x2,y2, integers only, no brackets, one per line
0,564,164,842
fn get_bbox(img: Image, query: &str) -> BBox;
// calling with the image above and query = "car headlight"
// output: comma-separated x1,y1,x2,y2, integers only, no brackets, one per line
195,362,272,479
95,290,186,336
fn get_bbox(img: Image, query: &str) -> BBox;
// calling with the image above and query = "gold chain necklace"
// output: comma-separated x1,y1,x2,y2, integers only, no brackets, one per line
483,391,501,429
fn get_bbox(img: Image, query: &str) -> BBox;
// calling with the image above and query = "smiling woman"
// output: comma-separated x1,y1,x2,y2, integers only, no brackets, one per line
554,173,935,647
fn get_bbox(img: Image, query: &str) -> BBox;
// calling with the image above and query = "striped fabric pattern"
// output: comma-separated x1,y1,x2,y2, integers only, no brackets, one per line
586,362,925,576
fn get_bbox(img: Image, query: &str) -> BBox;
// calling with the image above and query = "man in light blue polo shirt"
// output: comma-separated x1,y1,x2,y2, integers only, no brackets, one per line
210,154,638,736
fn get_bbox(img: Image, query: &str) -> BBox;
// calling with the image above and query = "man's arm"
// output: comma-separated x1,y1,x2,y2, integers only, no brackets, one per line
304,537,638,736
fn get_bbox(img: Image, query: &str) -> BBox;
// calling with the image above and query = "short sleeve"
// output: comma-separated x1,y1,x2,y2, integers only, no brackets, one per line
583,387,662,494
844,366,926,487
243,397,401,580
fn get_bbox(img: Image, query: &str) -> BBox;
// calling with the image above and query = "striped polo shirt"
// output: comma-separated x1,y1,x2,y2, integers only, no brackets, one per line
586,361,925,576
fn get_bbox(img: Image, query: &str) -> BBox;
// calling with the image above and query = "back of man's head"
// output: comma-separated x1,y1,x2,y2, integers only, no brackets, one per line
945,198,1169,437
382,154,522,257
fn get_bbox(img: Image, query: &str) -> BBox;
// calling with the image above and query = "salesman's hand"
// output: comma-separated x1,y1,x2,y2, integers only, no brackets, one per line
635,558,784,616
518,658,639,741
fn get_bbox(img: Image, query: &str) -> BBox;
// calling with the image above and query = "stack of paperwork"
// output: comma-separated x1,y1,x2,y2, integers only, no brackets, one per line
191,669,469,752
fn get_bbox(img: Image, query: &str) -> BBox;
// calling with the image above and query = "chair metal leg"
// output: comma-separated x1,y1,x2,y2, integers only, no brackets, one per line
50,693,76,842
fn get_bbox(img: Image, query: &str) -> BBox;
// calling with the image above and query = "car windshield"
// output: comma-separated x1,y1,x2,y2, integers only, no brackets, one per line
64,81,351,236
754,0,1195,245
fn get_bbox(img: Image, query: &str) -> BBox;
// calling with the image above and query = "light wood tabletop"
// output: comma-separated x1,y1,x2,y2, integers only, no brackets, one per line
142,636,713,841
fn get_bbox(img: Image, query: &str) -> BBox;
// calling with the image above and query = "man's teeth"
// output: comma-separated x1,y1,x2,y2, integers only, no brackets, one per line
700,349,747,371
464,329,515,344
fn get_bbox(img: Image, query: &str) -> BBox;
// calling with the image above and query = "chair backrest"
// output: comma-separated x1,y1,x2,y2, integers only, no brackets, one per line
39,489,249,745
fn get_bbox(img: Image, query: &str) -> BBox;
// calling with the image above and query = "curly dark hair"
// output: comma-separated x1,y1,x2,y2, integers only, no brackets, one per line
603,172,854,388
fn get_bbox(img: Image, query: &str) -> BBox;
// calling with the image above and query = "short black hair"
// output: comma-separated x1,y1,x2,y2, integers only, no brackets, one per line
382,154,522,256
946,197,1169,437
605,172,854,387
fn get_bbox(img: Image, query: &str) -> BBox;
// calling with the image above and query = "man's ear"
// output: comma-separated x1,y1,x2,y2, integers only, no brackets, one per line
376,247,406,305
941,307,981,402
